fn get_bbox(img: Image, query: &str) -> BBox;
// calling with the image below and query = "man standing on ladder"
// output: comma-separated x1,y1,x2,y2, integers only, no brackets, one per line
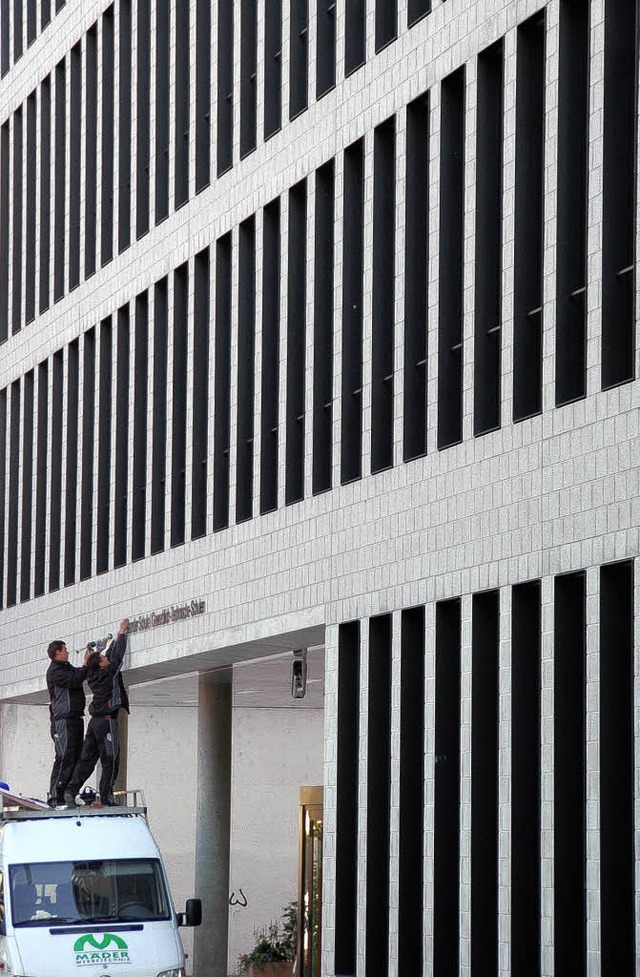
64,618,130,807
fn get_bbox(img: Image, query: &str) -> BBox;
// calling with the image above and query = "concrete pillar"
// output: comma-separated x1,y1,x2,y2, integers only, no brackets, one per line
192,680,232,977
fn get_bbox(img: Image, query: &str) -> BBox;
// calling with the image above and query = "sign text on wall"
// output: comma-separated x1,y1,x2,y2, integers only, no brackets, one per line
128,599,206,634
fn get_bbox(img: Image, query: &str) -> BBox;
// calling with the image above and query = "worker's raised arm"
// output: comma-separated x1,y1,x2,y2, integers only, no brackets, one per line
106,618,129,670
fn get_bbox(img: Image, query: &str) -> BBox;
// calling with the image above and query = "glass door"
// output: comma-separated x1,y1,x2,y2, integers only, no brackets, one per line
297,787,323,977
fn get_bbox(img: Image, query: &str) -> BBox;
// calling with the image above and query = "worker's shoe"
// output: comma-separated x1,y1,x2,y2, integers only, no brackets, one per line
63,791,79,808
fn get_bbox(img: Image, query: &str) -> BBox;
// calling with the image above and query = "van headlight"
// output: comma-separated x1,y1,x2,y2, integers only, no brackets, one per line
156,970,186,977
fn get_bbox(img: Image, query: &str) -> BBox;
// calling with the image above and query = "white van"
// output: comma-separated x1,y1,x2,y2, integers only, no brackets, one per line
0,790,201,977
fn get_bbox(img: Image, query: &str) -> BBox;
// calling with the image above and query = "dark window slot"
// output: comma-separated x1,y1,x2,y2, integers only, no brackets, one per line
217,0,233,175
601,0,637,388
403,93,429,461
286,180,307,504
25,92,37,323
39,76,51,312
290,0,308,118
375,0,396,52
341,138,364,483
132,293,148,562
0,390,6,606
101,5,114,265
175,0,189,208
192,249,210,537
97,318,113,574
554,571,586,977
433,597,461,976
555,0,588,405
118,0,132,253
237,221,256,522
20,371,34,601
85,25,98,278
399,606,425,974
13,0,22,60
513,11,545,420
114,306,130,568
313,160,335,494
599,561,635,975
49,350,63,590
171,264,188,545
151,278,168,554
260,198,281,514
196,0,211,190
213,237,232,530
34,361,48,596
69,42,81,291
41,0,50,28
27,0,35,47
471,590,500,977
316,0,336,97
371,116,396,473
345,0,365,75
408,0,430,28
240,0,257,157
136,0,151,237
437,68,465,448
1,0,9,76
64,341,79,586
155,0,170,222
511,581,541,977
474,40,503,435
0,122,9,338
12,106,23,333
7,380,20,606
334,620,360,977
366,614,392,977
80,330,96,581
264,0,282,137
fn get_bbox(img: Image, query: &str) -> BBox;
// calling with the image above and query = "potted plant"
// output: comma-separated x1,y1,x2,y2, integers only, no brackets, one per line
238,902,297,977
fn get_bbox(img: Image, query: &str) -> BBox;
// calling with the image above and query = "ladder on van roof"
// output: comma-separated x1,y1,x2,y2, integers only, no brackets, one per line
0,786,147,821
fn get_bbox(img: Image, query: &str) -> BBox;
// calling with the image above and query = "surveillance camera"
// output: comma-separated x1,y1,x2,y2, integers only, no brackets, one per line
291,649,307,699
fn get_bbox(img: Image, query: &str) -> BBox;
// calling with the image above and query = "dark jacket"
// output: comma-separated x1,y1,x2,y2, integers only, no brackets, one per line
47,660,89,722
87,632,130,717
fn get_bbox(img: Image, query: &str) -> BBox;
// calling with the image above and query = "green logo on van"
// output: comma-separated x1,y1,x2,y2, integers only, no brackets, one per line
73,932,131,966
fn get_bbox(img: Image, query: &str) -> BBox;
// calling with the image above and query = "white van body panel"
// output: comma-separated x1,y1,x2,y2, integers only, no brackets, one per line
0,808,187,977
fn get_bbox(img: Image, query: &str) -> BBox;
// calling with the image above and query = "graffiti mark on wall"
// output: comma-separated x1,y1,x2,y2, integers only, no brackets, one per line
229,888,248,908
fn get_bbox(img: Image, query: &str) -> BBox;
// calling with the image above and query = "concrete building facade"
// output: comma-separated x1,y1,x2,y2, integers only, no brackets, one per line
0,0,639,974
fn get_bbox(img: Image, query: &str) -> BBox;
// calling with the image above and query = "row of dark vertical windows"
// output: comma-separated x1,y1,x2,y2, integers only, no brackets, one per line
2,4,632,458
0,257,208,600
335,563,636,976
0,0,436,314
0,0,64,77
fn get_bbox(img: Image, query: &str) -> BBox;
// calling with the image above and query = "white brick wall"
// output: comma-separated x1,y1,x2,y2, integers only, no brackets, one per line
1,0,639,975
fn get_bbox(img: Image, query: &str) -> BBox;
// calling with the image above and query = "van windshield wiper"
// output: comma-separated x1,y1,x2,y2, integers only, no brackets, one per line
80,914,118,923
15,916,77,926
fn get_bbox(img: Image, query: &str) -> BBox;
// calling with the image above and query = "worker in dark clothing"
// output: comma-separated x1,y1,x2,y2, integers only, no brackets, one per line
47,640,92,806
64,619,129,807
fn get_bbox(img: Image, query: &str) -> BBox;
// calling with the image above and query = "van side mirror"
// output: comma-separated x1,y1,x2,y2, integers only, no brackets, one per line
179,898,202,927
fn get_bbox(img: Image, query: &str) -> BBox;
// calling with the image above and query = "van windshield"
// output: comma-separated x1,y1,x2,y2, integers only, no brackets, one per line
9,859,171,926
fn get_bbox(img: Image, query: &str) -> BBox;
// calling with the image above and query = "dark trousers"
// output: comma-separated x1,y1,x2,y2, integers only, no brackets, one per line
49,718,84,804
67,714,119,802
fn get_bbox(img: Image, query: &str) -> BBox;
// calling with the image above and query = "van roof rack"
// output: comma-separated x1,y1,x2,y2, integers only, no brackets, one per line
0,787,147,822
